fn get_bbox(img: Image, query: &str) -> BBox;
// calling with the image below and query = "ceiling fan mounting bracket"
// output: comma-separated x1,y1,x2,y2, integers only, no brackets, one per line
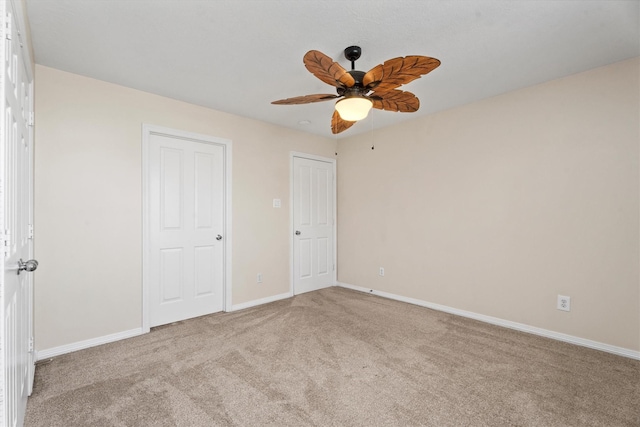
344,46,362,70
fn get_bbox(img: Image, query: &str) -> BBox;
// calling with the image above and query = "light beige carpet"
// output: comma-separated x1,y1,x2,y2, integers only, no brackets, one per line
25,287,639,426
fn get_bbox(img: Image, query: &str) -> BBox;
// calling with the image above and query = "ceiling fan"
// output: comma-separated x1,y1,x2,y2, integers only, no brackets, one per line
272,46,441,134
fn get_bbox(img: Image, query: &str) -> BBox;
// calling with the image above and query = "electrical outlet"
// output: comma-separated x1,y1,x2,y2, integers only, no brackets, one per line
379,267,385,277
557,295,571,312
257,273,263,283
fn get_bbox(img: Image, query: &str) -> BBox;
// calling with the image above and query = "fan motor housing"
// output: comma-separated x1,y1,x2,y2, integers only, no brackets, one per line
337,70,369,97
348,70,366,86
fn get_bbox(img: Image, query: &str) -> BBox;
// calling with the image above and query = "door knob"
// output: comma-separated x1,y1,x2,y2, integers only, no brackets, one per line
216,235,222,241
17,259,38,275
295,230,301,235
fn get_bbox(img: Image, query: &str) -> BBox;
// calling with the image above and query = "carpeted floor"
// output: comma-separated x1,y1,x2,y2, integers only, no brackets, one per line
25,287,639,426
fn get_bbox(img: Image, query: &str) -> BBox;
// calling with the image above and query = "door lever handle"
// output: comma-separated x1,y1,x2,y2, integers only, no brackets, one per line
295,230,301,235
17,259,38,275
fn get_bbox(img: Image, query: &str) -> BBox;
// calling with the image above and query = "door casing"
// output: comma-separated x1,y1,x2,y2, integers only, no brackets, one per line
142,124,232,332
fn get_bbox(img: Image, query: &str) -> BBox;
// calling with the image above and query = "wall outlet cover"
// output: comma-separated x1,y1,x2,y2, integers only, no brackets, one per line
557,295,571,312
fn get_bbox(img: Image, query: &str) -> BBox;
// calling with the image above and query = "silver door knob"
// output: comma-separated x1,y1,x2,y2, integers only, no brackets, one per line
295,230,301,235
17,259,38,275
216,235,222,240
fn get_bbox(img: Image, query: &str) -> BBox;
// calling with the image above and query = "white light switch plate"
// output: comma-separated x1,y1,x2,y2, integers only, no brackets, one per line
273,199,281,208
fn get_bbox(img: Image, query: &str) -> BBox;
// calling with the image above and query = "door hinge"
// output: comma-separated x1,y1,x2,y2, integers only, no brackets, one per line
5,14,11,40
28,337,34,353
28,111,34,127
2,229,10,256
28,224,34,239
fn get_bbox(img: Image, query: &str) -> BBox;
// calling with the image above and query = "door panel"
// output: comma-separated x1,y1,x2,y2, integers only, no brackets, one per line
299,238,312,279
293,157,335,294
316,168,329,225
299,166,311,226
194,246,215,296
149,134,224,327
160,148,183,229
159,248,183,302
317,237,329,275
195,152,215,229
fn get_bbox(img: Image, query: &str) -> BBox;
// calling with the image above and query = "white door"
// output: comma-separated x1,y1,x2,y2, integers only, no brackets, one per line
292,156,335,294
1,0,35,425
148,132,225,327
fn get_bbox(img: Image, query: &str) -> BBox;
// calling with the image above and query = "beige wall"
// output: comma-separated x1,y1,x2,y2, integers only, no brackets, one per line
34,65,336,351
337,58,639,351
35,58,639,354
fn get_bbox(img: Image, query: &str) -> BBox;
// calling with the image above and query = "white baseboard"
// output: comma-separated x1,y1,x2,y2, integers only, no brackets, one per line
230,291,292,312
35,328,145,361
34,292,293,361
336,282,640,360
35,285,639,361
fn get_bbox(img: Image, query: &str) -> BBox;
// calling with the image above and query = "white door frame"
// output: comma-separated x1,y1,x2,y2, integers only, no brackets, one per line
142,124,232,332
26,67,35,393
289,152,337,295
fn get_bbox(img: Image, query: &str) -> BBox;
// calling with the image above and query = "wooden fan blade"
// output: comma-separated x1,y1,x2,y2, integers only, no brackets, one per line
331,110,356,134
370,90,420,112
304,50,356,88
271,94,339,105
363,56,440,93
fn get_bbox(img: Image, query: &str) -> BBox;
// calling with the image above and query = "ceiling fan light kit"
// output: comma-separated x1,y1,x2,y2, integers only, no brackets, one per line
335,97,373,121
272,46,440,134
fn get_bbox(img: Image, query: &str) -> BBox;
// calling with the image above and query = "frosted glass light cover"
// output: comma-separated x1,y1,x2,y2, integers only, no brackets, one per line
335,97,373,121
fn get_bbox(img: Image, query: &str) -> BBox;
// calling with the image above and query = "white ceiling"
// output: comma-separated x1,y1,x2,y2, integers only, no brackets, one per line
25,0,639,139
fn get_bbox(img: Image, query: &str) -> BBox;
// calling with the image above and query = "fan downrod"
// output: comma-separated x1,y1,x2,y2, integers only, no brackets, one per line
344,46,361,70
